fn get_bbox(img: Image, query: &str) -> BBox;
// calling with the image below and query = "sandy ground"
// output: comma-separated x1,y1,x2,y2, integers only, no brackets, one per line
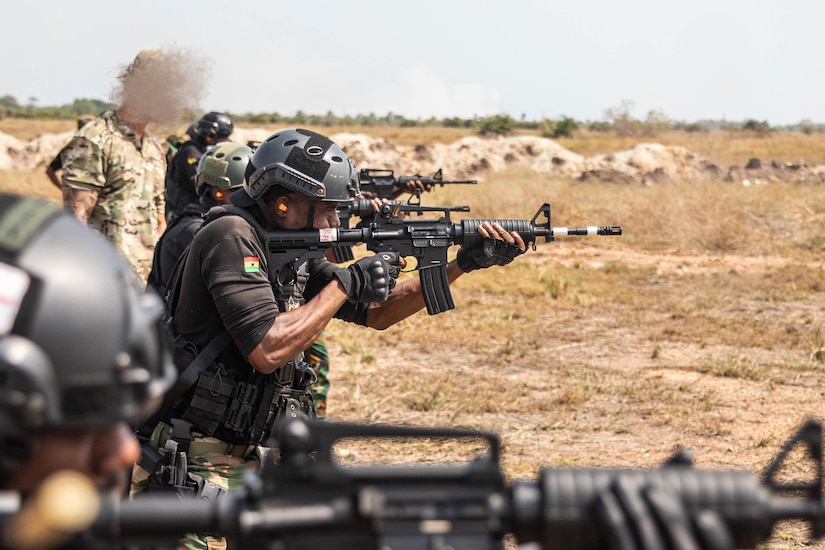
325,245,825,549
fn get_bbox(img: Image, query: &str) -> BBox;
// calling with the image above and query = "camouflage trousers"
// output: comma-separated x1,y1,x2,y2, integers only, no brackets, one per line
306,331,330,418
130,422,262,550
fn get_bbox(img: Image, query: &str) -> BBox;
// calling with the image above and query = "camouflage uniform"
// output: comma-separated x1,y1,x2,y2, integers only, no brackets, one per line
306,331,331,418
61,110,166,284
131,421,263,550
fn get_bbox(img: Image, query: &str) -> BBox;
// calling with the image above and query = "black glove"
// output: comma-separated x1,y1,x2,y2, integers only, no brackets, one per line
594,477,732,550
456,237,524,273
334,252,400,303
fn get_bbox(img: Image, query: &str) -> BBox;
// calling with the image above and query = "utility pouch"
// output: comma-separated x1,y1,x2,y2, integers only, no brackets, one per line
142,444,223,501
224,381,260,435
277,386,317,421
142,441,197,498
243,362,316,445
248,382,317,445
182,363,235,435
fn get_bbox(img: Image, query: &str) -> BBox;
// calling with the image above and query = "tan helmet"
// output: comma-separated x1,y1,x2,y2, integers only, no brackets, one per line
195,141,253,195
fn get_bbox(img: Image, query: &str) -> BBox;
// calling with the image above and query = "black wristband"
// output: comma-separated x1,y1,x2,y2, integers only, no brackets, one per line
332,269,354,297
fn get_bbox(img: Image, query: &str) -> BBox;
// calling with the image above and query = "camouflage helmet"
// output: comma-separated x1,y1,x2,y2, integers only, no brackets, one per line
195,142,253,195
240,128,359,204
196,112,234,140
0,194,175,476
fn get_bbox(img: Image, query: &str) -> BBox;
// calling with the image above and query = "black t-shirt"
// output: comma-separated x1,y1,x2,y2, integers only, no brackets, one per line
165,139,207,219
175,214,279,360
145,202,208,294
174,208,368,364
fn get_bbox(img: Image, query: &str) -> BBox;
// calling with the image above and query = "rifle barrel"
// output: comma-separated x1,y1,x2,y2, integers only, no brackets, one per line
455,219,622,247
552,226,623,236
396,176,478,185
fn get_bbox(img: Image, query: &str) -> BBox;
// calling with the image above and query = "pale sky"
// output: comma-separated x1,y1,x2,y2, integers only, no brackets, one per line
4,0,822,125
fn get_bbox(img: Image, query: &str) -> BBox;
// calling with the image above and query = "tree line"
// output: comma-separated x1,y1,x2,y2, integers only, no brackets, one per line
2,95,822,138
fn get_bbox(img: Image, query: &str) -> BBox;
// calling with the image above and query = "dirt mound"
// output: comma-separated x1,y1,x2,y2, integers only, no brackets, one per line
0,131,75,171
724,157,825,186
5,127,825,185
231,130,716,183
579,143,722,184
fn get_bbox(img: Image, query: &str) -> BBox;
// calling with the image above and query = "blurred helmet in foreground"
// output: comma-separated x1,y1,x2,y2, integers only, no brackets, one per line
0,194,175,474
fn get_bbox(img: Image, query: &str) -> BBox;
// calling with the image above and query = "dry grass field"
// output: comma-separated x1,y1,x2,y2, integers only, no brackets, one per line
4,119,825,547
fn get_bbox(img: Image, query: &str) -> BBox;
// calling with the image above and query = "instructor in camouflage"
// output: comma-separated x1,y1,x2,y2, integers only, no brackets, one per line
60,47,212,284
60,109,166,283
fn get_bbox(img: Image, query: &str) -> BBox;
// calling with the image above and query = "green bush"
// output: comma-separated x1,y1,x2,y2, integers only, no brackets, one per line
476,114,516,136
742,119,771,136
538,118,556,137
588,121,612,132
552,116,579,138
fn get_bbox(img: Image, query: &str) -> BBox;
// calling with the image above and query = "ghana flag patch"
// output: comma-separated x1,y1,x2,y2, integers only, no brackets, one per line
244,256,260,273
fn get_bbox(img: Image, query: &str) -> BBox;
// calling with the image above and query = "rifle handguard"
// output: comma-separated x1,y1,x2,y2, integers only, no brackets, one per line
456,238,525,273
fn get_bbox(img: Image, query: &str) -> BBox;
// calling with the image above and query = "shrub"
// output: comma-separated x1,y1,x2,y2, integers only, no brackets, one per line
553,116,579,138
742,119,771,137
476,114,516,136
588,121,612,132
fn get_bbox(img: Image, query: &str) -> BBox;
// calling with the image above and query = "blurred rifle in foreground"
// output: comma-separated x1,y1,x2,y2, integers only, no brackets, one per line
271,201,622,314
359,168,477,200
9,417,824,549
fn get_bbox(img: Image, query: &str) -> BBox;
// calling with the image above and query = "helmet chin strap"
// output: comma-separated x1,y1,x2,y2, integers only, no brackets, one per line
305,203,316,231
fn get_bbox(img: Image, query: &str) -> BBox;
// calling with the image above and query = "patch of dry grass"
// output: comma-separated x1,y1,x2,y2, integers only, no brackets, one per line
0,118,77,140
557,129,825,167
0,170,61,201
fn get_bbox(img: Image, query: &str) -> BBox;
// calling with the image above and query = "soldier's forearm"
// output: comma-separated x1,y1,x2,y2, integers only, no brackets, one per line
45,166,62,190
61,185,98,225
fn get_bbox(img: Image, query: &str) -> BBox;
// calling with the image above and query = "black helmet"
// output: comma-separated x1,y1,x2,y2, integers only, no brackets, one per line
195,142,253,195
185,122,198,140
0,195,175,474
195,112,233,140
239,128,359,205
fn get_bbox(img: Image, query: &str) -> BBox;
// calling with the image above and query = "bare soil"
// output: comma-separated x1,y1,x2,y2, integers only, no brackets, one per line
325,245,825,549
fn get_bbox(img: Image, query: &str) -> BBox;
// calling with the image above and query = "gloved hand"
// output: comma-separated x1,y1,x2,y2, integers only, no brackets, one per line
456,223,525,273
594,476,732,550
333,252,400,303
